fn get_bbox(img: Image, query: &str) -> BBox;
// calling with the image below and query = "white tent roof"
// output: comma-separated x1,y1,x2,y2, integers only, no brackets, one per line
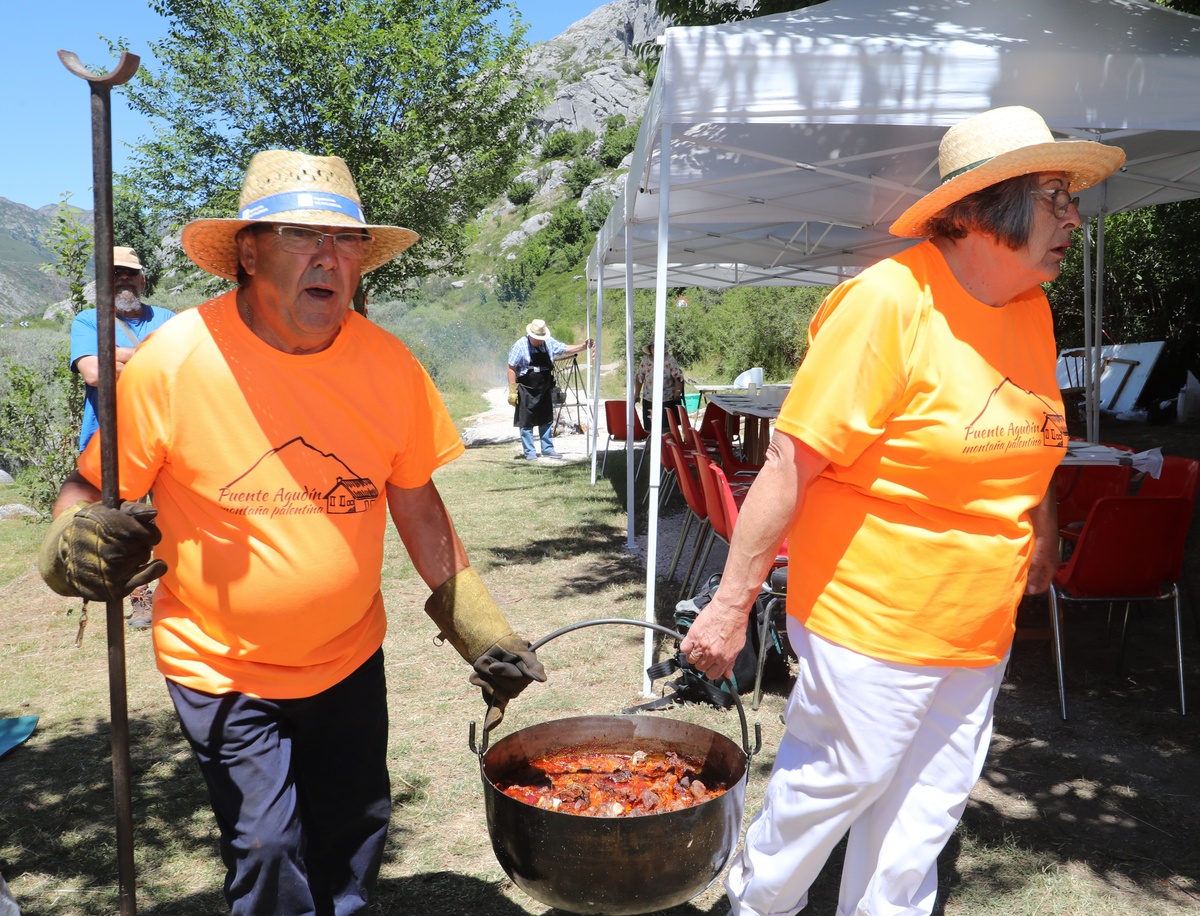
588,0,1200,287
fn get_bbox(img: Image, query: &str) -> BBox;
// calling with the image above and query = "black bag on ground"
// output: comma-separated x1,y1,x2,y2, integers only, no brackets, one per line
627,574,785,712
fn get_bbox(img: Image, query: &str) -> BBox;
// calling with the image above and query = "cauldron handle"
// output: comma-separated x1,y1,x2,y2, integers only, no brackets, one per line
469,617,761,761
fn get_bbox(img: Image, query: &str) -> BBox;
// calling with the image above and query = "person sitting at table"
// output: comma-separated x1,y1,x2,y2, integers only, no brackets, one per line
633,341,685,432
678,105,1125,916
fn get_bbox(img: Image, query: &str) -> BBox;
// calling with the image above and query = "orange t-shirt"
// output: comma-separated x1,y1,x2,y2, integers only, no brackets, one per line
77,290,465,698
775,240,1066,667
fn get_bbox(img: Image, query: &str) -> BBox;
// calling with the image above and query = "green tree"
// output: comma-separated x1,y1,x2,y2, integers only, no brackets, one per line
0,346,84,515
116,0,537,295
39,193,93,316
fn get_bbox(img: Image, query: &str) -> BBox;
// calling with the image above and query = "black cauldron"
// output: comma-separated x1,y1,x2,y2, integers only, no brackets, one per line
469,619,761,916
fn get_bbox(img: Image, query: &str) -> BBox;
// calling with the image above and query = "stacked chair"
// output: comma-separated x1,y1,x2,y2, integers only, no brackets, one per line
601,399,649,478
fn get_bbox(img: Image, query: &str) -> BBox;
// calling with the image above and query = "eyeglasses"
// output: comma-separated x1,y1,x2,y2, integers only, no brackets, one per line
272,225,374,259
1031,188,1080,219
114,267,141,278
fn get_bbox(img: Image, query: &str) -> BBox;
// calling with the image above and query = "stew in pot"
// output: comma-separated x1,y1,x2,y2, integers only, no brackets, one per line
495,747,730,817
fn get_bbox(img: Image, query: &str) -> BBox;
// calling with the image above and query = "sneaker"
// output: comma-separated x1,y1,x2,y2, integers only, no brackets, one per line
128,585,154,630
542,449,564,459
514,453,538,461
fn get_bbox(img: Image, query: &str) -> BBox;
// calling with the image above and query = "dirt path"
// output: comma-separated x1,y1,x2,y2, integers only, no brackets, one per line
461,386,600,462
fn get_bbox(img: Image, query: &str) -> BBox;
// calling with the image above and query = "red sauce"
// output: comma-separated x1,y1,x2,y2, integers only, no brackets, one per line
495,747,729,817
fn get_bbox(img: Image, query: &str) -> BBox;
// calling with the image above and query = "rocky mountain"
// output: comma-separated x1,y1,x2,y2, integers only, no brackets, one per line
0,0,664,320
0,199,76,322
526,0,662,138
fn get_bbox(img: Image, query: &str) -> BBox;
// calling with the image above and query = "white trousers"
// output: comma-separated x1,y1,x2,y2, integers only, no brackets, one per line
725,619,1008,916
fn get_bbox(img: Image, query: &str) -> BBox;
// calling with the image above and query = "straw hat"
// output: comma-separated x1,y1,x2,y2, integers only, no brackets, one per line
526,319,551,341
113,246,143,271
890,107,1125,239
181,150,420,280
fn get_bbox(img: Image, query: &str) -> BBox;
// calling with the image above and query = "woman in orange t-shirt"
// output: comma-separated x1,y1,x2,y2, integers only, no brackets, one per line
680,107,1125,916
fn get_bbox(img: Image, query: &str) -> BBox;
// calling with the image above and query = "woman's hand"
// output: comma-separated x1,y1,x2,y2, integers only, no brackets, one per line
679,594,750,680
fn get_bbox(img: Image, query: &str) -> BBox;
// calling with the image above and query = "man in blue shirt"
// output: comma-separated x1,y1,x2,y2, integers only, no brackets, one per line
68,246,174,629
506,319,592,460
70,246,175,452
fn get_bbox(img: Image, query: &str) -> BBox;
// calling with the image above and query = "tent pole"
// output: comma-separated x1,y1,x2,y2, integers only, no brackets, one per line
1094,215,1107,441
585,278,593,444
591,260,604,484
625,223,637,550
643,120,672,696
1082,221,1095,442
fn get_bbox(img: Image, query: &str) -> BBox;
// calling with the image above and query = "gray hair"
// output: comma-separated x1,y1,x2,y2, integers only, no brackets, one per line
927,172,1043,250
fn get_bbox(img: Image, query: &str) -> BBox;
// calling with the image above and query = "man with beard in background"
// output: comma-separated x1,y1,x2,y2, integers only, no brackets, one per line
68,245,174,627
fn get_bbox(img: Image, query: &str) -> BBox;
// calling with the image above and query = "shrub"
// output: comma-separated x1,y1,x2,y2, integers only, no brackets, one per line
583,191,617,231
506,180,536,206
540,129,575,161
565,157,602,198
496,241,550,303
600,115,640,167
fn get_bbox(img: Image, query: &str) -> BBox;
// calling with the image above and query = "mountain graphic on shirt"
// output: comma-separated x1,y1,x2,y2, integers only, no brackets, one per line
962,377,1067,455
219,436,379,517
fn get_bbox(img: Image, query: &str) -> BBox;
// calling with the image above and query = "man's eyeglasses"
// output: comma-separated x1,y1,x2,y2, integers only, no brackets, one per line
114,267,141,278
272,225,374,259
1031,188,1080,219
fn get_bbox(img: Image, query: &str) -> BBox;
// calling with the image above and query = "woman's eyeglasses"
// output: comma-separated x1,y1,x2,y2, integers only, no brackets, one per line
273,225,374,259
1031,188,1080,219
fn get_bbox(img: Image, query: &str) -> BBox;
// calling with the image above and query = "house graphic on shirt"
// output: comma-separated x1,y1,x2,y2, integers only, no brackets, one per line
325,477,378,514
962,378,1067,457
219,437,379,517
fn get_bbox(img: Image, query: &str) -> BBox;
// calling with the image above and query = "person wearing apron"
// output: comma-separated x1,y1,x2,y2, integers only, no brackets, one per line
506,319,593,460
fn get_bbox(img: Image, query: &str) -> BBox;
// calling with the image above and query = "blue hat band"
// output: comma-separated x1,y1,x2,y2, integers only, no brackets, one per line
238,190,366,223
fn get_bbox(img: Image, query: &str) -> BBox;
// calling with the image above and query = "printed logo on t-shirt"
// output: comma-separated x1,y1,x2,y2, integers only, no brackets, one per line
962,377,1067,457
216,436,379,518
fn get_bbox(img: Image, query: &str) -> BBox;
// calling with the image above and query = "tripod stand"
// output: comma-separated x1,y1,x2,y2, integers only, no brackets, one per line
552,354,593,436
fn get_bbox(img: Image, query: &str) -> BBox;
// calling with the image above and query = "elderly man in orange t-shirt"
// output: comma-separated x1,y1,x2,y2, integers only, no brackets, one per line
38,151,545,915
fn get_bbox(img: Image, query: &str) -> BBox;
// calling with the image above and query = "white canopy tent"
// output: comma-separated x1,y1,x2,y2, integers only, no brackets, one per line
584,0,1200,693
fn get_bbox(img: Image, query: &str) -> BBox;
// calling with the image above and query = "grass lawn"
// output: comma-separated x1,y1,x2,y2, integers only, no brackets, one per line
1,418,1198,915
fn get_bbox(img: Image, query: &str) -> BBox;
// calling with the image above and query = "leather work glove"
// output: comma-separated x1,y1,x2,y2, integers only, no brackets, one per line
507,388,519,408
425,567,547,732
470,634,546,733
39,501,168,603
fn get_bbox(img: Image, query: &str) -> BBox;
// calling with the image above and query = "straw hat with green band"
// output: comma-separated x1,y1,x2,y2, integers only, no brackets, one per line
181,149,420,281
889,106,1126,239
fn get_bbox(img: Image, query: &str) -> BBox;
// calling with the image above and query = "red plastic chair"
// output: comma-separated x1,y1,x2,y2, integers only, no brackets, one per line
664,439,711,594
689,456,786,595
697,401,728,452
1137,456,1200,509
1048,496,1191,719
710,416,764,476
602,400,649,477
1054,464,1133,543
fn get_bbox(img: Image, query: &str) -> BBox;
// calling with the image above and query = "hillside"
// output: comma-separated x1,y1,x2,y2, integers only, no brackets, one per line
0,199,78,322
0,0,664,323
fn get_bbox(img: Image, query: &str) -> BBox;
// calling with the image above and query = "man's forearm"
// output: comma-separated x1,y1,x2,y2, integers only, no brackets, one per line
52,471,102,519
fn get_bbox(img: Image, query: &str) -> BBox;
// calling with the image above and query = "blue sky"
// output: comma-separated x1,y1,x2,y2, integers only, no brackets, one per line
1,0,613,210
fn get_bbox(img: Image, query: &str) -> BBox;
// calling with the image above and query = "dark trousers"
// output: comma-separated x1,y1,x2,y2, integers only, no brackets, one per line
642,397,682,433
168,649,391,916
